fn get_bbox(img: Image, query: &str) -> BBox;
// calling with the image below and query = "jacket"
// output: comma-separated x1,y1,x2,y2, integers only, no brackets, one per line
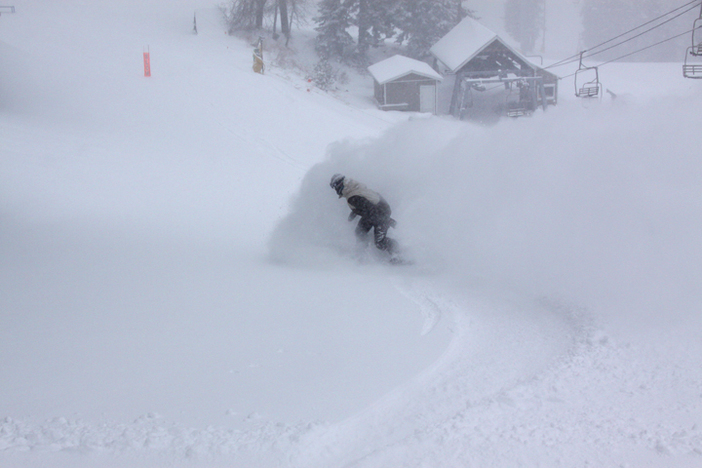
341,178,394,225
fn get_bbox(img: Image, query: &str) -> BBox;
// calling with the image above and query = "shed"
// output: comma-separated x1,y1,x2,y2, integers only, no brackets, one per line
430,16,558,118
367,55,443,114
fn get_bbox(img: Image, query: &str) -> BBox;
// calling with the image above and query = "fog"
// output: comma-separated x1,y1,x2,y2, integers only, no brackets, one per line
470,0,700,60
3,1,702,466
271,95,702,330
469,0,582,57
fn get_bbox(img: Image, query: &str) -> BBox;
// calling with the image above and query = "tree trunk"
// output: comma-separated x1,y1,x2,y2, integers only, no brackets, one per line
356,0,370,55
278,0,290,38
255,0,267,29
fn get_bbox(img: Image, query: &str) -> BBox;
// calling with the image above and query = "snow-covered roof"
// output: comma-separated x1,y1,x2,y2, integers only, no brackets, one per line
429,16,499,73
367,55,443,85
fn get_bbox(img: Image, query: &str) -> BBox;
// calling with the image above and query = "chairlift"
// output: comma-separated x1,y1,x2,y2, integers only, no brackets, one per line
683,46,702,78
691,3,702,56
574,52,601,98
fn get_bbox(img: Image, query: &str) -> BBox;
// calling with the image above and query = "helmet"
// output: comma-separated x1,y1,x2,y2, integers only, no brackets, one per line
330,173,345,198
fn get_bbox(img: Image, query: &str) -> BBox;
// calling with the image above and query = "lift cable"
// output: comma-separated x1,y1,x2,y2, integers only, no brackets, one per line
544,0,702,70
454,1,702,100
557,27,698,81
475,25,699,95
569,0,697,68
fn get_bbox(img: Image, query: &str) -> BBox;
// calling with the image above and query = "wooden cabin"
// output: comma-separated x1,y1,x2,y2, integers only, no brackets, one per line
367,55,443,114
430,17,558,118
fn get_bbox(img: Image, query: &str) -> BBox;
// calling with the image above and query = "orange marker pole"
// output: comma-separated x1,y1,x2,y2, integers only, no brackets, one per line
143,47,151,77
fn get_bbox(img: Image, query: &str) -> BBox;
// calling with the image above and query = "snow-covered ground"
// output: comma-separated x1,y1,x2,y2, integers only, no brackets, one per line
2,1,702,467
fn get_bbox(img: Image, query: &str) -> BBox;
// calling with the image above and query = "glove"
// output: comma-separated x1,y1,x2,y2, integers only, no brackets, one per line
389,218,397,228
348,211,358,222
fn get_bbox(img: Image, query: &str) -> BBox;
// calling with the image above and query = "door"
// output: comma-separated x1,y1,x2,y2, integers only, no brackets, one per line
419,85,435,113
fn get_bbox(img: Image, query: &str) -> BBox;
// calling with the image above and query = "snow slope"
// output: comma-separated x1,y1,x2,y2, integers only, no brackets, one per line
2,1,702,467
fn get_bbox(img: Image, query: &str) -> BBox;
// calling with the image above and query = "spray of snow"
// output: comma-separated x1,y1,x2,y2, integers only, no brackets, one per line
271,96,702,329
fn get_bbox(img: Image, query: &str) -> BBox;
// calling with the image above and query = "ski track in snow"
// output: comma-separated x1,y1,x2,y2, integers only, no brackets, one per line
2,271,702,467
290,277,583,467
291,280,702,468
0,271,567,459
0,276,577,466
393,278,444,336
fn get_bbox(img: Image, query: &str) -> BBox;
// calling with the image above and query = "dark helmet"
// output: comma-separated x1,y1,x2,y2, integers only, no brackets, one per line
330,173,345,198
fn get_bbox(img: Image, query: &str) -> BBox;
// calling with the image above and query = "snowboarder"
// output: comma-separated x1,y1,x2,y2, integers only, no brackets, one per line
330,174,398,257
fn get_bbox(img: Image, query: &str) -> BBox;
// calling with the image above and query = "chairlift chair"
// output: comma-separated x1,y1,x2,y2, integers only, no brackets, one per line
574,52,602,98
692,5,702,56
682,4,702,79
683,46,702,79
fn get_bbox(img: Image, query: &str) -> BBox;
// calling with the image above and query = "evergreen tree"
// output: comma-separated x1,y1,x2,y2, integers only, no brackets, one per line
504,0,544,53
366,0,397,48
354,0,397,58
315,0,396,62
314,0,355,60
314,0,476,62
396,0,473,60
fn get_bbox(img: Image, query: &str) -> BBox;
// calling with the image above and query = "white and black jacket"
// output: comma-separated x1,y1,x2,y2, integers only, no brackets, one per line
340,178,395,227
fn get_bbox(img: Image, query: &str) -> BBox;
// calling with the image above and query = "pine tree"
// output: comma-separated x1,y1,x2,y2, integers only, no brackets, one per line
314,0,474,62
366,0,397,49
396,0,472,60
354,0,397,58
504,0,544,53
315,0,396,62
314,0,355,60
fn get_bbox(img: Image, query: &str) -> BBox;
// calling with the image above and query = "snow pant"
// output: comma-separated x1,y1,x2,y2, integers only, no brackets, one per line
354,200,396,254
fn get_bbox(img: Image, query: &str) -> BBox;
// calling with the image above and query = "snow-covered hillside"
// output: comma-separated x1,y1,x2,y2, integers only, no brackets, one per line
2,1,702,467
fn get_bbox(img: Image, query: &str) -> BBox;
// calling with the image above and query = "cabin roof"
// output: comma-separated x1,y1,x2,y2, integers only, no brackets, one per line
431,16,548,76
429,16,500,73
367,55,443,85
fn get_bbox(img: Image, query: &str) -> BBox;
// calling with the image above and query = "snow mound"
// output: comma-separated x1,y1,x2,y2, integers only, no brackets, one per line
0,414,317,466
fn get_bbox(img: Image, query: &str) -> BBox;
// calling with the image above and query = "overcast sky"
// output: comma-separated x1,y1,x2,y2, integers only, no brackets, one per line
469,0,583,58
